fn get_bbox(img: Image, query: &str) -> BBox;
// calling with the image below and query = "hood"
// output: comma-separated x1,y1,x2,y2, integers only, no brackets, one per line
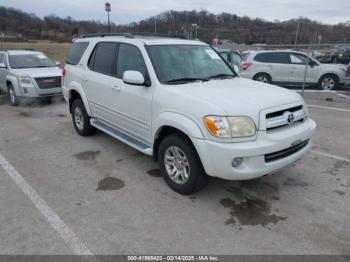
11,67,62,78
169,77,303,117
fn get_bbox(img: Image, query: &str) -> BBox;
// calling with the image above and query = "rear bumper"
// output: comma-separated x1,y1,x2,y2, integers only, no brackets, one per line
192,118,316,180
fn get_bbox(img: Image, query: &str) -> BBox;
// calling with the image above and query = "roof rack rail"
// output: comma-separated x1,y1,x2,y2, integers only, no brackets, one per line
81,33,135,39
0,48,38,52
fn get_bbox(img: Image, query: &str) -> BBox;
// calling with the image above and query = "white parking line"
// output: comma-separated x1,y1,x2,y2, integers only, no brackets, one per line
307,104,350,112
311,150,350,163
0,152,94,256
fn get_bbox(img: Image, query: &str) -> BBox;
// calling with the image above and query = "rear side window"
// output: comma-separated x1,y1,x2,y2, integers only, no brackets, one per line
116,44,147,78
254,52,290,64
89,42,118,75
66,42,89,65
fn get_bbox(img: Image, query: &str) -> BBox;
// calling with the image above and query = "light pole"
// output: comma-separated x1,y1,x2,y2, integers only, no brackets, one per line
191,24,198,39
294,22,300,49
105,2,111,33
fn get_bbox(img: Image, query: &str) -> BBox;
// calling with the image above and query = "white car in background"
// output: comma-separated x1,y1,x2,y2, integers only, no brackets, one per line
241,50,347,90
0,49,63,106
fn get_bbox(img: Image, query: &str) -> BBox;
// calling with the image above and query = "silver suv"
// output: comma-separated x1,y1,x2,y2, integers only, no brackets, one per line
241,50,347,90
0,49,63,105
63,34,316,194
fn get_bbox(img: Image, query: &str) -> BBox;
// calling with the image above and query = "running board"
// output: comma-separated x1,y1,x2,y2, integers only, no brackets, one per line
90,119,153,156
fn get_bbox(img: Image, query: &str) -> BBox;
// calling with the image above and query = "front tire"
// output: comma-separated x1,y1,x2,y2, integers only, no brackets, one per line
71,99,96,136
253,73,272,84
318,74,338,90
8,85,19,106
158,134,209,195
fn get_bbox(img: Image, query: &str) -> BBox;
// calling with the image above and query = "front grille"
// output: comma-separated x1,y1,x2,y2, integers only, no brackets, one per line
265,139,309,163
267,119,304,131
35,76,62,89
266,105,303,119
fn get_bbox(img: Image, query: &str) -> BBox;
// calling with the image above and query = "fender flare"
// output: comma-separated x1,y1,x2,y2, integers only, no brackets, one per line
67,81,92,116
153,112,205,141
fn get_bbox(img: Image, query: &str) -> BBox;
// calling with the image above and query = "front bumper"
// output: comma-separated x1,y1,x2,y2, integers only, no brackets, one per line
192,118,316,180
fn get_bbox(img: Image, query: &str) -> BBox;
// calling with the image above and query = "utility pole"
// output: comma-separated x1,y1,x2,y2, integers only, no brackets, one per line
105,2,111,33
302,32,318,97
294,22,300,49
154,19,157,34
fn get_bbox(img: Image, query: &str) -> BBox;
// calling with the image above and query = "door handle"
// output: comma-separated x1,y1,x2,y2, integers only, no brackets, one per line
82,77,88,82
112,85,121,92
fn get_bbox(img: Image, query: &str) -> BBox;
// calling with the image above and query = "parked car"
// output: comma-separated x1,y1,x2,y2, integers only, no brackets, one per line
63,34,316,194
241,50,347,90
217,49,243,72
0,49,63,105
331,45,350,64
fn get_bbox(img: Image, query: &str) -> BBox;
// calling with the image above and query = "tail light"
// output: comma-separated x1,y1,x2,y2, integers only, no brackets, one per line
242,61,253,70
62,68,66,78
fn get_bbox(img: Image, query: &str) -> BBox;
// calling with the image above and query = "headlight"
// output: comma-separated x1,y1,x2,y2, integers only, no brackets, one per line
19,76,32,85
204,116,256,138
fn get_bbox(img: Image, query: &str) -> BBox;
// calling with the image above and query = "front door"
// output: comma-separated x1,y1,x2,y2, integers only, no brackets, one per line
108,43,153,145
289,53,319,84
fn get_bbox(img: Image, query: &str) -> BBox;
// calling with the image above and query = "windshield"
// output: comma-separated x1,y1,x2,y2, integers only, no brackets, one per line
147,45,235,84
9,54,56,69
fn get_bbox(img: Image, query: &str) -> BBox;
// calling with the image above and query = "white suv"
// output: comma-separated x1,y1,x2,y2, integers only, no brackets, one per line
63,34,316,194
241,50,347,90
0,50,63,105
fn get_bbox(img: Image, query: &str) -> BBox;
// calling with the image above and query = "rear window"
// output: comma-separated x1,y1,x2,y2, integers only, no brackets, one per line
66,42,89,65
254,52,290,64
88,42,118,75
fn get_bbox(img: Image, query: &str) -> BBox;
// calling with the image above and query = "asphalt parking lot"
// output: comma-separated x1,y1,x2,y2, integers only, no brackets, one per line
0,89,349,255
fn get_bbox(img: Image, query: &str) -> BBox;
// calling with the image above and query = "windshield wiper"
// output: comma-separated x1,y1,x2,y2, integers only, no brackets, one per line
164,77,209,85
208,74,236,80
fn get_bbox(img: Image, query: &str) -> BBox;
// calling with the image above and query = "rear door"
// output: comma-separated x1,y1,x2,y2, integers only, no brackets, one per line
254,52,291,82
83,42,119,122
0,53,7,90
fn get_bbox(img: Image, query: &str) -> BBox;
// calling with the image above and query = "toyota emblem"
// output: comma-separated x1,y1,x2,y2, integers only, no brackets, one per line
287,113,295,125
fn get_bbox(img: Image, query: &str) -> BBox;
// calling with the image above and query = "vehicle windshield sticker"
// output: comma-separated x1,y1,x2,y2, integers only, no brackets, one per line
205,49,221,60
37,54,47,59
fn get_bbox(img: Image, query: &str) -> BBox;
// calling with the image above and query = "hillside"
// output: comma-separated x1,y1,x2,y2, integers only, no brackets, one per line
0,6,350,44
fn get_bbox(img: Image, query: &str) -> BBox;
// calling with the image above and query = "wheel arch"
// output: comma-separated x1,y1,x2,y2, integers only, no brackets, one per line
152,112,205,161
67,83,92,116
6,75,21,96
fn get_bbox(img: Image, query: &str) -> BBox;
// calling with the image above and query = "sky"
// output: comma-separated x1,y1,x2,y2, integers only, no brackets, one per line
1,0,349,25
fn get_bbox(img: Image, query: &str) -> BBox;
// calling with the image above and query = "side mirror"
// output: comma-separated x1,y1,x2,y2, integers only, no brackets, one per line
0,63,6,69
123,71,147,86
55,61,61,67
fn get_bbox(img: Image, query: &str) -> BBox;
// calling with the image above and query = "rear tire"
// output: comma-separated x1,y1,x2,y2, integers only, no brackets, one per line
71,99,96,136
253,73,272,84
158,134,209,195
318,74,338,90
8,85,19,106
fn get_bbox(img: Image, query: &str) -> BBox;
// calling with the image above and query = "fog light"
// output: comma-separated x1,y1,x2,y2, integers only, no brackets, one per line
232,157,243,168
